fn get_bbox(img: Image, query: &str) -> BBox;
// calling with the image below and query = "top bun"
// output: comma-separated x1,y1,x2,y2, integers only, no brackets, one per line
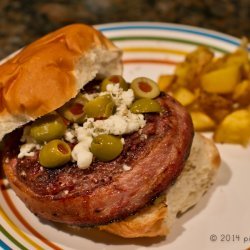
0,24,122,140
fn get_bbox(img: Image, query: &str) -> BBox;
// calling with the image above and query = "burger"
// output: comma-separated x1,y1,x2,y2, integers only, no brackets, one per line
0,24,220,238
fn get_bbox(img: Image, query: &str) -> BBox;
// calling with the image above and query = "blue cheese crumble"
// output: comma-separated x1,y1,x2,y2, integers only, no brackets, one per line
19,84,146,169
67,84,146,169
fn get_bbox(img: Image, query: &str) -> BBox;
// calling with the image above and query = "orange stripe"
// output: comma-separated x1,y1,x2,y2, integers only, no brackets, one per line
122,59,178,65
0,179,62,250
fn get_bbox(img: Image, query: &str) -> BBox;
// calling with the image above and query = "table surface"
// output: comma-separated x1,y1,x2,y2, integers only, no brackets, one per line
0,0,249,59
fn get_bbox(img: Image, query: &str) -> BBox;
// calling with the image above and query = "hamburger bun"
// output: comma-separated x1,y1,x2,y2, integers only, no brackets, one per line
0,24,122,141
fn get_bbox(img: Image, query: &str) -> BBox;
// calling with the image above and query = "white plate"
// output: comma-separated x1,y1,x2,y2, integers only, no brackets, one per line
1,22,250,250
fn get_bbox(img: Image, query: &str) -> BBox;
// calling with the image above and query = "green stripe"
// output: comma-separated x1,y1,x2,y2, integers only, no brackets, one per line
110,36,229,53
0,225,28,250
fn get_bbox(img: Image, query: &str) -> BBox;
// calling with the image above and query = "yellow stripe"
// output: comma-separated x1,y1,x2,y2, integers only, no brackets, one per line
0,205,43,250
122,47,187,55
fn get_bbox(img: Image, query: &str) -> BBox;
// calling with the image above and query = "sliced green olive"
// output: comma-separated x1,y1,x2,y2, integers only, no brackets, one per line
130,98,162,113
101,75,128,91
130,77,160,99
90,134,123,162
58,93,88,123
30,114,66,143
84,94,115,119
39,139,71,168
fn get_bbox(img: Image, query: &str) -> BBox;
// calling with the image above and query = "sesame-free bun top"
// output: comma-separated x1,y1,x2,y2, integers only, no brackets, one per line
0,24,122,140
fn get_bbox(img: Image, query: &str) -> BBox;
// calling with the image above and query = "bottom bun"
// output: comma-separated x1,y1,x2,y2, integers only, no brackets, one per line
99,133,220,238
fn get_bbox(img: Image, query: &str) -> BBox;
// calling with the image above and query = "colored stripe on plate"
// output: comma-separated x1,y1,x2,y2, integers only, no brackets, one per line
110,36,229,53
0,238,12,250
0,204,42,250
0,179,62,250
98,24,240,46
1,185,62,250
0,239,11,250
0,224,27,250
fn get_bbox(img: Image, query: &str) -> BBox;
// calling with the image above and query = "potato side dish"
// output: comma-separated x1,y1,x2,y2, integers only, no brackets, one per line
158,41,250,146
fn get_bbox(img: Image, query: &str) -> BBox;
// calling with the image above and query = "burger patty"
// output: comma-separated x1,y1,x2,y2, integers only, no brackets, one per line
3,93,193,226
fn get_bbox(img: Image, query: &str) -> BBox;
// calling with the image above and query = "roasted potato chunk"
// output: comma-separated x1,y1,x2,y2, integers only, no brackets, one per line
201,65,241,94
172,87,196,106
232,80,250,106
224,47,249,67
158,75,175,92
198,92,233,122
190,111,216,131
214,109,250,146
